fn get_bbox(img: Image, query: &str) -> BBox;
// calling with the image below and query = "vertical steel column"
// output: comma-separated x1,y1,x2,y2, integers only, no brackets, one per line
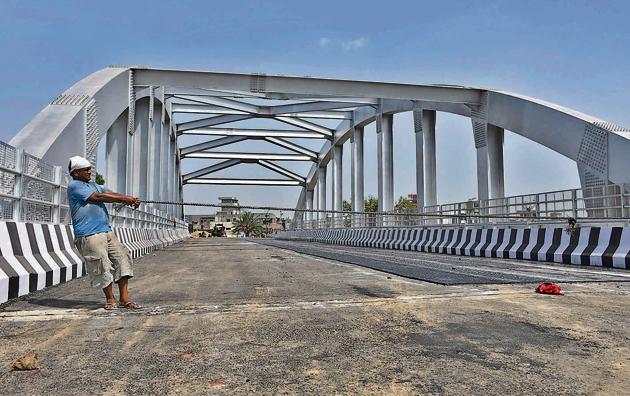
148,103,163,203
413,106,425,212
313,182,319,223
377,113,383,212
317,166,326,221
351,133,355,213
167,130,176,217
130,98,149,198
175,147,181,219
475,147,489,202
423,110,437,207
487,124,505,199
125,117,135,196
105,111,128,194
471,110,490,205
351,126,364,212
332,144,343,213
160,118,171,212
175,158,182,218
305,189,314,227
381,114,394,212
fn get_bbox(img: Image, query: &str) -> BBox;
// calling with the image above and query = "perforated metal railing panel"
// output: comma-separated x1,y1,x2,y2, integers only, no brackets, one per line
0,141,17,170
23,177,54,203
0,198,12,220
23,153,55,182
0,170,16,195
21,201,53,223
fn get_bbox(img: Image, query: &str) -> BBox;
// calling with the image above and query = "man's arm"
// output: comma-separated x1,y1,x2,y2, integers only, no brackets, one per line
88,191,141,208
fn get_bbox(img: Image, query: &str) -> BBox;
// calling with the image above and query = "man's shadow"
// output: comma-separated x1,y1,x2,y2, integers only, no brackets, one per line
26,298,103,309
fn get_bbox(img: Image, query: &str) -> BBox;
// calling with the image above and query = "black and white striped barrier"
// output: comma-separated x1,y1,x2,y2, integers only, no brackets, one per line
276,226,630,269
0,222,189,304
113,228,189,259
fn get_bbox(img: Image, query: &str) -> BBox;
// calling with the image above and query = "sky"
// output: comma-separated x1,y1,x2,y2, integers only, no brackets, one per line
1,0,629,215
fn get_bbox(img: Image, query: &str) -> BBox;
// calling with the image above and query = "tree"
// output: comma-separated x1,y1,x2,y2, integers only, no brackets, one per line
341,200,352,227
364,196,378,212
394,196,414,212
95,172,105,185
231,211,263,237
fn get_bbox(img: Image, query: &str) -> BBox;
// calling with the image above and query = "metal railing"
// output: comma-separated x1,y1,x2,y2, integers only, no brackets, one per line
293,184,630,230
0,139,187,229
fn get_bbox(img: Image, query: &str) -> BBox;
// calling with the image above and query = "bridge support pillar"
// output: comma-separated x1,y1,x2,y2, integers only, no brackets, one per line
413,107,424,213
129,98,150,199
487,124,505,200
377,113,394,212
317,166,327,222
167,130,176,217
305,189,314,227
105,110,128,194
148,103,163,204
475,146,489,203
351,126,364,218
332,144,343,221
423,110,437,207
175,157,182,219
160,119,171,213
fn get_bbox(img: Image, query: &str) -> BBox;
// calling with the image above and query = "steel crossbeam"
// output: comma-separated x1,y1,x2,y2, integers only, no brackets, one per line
178,128,326,139
183,152,314,161
182,159,241,182
179,136,248,156
186,178,303,186
177,114,252,132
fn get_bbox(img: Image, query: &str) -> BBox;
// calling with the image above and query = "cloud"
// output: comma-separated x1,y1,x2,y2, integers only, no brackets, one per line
318,36,367,50
340,37,366,50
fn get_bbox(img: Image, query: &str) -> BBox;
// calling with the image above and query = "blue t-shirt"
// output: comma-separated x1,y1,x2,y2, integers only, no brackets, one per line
67,180,112,237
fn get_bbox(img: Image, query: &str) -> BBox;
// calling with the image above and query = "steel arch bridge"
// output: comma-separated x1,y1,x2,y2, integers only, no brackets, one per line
9,66,630,221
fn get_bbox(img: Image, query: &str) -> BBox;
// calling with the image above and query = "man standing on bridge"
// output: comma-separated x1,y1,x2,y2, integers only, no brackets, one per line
67,156,142,310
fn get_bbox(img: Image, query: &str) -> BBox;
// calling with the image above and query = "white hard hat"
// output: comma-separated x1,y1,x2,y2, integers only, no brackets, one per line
68,156,92,173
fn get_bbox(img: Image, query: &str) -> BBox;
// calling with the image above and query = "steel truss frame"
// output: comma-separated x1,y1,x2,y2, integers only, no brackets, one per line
8,66,630,224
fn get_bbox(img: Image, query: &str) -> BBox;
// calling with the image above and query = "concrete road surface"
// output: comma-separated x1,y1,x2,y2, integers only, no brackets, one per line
1,238,630,395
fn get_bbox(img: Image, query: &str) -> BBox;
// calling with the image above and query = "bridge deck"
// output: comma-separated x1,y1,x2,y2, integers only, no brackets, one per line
1,238,630,394
258,239,630,285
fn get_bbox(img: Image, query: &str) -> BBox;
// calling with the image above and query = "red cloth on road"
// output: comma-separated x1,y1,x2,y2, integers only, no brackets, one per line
535,282,563,295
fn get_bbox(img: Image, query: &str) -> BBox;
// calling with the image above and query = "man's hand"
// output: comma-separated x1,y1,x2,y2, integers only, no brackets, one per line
88,191,142,208
123,195,141,208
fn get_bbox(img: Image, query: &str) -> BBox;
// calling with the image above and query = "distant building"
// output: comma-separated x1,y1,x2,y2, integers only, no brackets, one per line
186,214,216,231
186,197,241,233
215,197,241,225
185,197,288,235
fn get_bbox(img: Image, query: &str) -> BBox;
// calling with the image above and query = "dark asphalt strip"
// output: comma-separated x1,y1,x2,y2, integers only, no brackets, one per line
254,239,630,286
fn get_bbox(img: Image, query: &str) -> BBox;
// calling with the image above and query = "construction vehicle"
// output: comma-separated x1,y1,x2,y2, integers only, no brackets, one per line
211,224,227,237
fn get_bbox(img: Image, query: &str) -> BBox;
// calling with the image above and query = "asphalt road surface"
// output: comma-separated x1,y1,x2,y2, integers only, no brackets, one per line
256,239,630,285
1,238,629,395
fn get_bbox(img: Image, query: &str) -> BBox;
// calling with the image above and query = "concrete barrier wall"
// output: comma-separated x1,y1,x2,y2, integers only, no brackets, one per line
113,227,189,259
0,222,188,304
276,226,630,269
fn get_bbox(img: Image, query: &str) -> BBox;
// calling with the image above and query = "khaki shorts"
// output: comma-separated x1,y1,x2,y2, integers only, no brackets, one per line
75,231,133,289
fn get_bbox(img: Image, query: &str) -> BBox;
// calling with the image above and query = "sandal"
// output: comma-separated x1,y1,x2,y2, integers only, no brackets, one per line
104,302,118,310
118,301,142,310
